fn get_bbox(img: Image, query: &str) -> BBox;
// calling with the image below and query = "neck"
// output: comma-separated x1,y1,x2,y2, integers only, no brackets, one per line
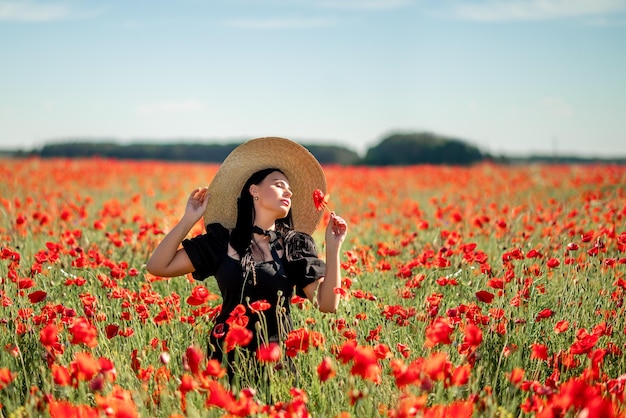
253,224,275,234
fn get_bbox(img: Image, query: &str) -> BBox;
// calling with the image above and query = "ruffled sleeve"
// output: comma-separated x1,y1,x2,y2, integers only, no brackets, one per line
284,231,326,297
181,223,229,281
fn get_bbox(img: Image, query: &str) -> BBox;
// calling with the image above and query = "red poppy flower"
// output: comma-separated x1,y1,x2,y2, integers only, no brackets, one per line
425,317,455,348
535,308,554,322
476,290,495,304
423,351,452,382
51,364,72,386
49,400,98,418
463,323,483,348
40,322,59,350
0,367,16,390
249,300,271,313
547,257,560,268
554,320,569,334
94,386,138,418
317,357,336,382
226,304,249,327
28,290,47,303
105,324,120,339
256,342,281,363
71,351,100,382
186,285,217,306
451,363,471,386
530,343,549,361
69,317,98,348
390,358,421,388
313,189,331,211
224,324,253,352
184,346,204,375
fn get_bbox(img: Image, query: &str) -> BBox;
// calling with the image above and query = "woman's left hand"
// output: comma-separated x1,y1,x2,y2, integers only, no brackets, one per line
326,212,348,250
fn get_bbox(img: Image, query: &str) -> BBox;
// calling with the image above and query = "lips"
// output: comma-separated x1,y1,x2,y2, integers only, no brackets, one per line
280,199,291,207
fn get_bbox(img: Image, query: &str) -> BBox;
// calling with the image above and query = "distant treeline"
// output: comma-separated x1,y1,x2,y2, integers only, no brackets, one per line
4,132,625,165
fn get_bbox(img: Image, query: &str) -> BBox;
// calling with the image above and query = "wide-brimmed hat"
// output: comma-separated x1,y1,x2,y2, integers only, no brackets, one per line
203,137,327,235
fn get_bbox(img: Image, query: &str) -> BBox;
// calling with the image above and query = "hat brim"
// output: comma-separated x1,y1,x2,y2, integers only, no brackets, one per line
203,137,327,235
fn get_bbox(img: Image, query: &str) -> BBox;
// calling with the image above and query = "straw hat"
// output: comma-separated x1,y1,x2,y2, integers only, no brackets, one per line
203,137,327,235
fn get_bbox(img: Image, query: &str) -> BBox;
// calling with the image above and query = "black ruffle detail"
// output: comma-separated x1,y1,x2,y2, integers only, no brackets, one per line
284,231,326,297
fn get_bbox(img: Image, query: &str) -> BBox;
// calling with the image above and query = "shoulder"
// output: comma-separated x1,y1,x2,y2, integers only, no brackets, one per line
284,230,319,260
206,222,230,240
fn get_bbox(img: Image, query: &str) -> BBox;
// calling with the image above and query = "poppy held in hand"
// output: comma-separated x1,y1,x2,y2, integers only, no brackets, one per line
313,189,331,211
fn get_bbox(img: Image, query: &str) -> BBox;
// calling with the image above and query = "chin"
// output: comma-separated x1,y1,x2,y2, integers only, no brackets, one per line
276,208,290,219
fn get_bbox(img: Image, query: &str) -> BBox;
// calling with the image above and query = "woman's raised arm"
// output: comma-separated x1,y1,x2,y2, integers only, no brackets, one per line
304,212,348,313
146,187,209,278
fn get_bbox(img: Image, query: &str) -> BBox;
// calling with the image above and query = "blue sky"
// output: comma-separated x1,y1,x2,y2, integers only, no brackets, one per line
1,0,625,157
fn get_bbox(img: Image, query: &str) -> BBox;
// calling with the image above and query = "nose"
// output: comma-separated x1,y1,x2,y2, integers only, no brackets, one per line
284,189,293,198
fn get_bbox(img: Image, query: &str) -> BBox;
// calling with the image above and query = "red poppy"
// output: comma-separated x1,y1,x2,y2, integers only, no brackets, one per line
204,359,227,378
530,343,549,361
186,285,217,306
476,290,495,304
423,351,452,382
535,308,554,322
317,357,336,382
425,317,455,348
28,290,47,303
225,304,249,327
68,317,98,348
249,300,271,313
390,358,421,388
0,367,15,390
105,324,120,339
51,364,72,386
547,257,560,268
184,346,204,375
463,323,483,348
71,351,100,382
94,386,138,418
350,345,381,383
450,363,471,386
256,342,281,363
224,324,253,352
17,278,35,290
313,189,331,211
554,320,569,334
39,322,59,350
205,379,236,410
49,400,99,418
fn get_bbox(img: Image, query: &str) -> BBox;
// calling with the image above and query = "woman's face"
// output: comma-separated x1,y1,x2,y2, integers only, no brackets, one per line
250,171,292,220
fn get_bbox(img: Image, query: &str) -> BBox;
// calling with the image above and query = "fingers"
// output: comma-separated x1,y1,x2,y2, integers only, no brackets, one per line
191,187,209,201
328,212,348,237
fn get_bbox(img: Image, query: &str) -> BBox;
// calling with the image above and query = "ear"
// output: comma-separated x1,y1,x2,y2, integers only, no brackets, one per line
249,184,258,198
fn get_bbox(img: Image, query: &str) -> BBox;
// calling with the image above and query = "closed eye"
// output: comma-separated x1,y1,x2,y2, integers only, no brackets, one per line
275,180,292,193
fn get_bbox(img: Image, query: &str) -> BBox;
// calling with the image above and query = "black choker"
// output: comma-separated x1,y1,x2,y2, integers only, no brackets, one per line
252,225,273,237
251,226,283,261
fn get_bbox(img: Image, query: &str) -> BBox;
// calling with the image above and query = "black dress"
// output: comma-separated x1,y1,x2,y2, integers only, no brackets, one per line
182,223,326,379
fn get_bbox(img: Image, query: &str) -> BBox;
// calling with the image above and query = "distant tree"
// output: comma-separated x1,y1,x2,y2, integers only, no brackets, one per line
303,145,360,165
33,139,360,165
363,132,484,166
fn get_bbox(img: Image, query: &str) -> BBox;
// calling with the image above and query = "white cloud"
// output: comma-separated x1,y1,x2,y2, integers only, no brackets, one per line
224,16,337,29
446,0,626,22
136,100,207,115
0,0,104,22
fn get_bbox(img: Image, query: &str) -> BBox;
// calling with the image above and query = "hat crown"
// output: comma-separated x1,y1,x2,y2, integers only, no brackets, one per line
203,137,326,235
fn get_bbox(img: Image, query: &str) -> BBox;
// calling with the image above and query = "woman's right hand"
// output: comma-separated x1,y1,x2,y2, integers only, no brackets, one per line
184,187,210,223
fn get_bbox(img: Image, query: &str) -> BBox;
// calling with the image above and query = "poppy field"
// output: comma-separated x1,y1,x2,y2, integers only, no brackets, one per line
1,157,626,417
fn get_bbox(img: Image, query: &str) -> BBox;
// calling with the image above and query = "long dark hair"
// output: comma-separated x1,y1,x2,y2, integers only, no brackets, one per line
230,168,293,258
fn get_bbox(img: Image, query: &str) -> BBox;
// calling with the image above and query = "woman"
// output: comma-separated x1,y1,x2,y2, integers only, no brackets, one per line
146,137,348,391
